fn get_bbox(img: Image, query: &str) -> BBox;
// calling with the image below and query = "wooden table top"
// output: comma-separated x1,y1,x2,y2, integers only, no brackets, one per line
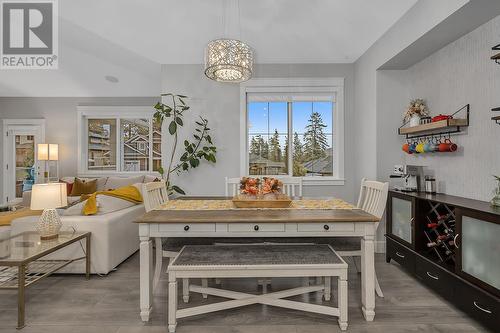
136,197,379,224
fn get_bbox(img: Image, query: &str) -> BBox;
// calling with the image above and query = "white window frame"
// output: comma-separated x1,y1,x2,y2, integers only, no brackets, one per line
240,78,345,186
77,106,159,177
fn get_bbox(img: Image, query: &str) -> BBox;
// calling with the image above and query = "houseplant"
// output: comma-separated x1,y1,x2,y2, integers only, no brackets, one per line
492,175,500,207
404,99,429,127
153,93,217,195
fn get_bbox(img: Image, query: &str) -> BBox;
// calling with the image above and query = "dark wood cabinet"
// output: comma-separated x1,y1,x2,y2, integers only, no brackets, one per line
386,191,416,249
386,191,500,332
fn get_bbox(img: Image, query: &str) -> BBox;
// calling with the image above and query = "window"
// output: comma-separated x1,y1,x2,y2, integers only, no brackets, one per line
78,107,162,174
241,78,344,184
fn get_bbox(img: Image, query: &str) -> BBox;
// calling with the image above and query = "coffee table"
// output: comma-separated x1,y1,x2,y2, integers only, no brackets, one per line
0,231,91,329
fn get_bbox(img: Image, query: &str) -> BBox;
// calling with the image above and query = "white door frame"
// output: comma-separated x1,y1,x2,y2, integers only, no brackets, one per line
2,119,46,204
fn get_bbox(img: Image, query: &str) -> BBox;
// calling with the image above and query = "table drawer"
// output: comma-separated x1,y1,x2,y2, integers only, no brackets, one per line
297,223,355,233
386,237,415,274
228,223,285,233
158,223,216,233
415,255,453,298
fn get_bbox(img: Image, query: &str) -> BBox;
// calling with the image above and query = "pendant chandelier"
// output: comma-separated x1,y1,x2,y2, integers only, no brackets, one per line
204,0,253,83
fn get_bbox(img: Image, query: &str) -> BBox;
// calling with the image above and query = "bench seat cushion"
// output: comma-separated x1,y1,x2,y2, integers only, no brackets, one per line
171,244,343,266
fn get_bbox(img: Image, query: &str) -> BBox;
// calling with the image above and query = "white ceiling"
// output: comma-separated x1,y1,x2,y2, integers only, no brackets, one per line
61,0,418,64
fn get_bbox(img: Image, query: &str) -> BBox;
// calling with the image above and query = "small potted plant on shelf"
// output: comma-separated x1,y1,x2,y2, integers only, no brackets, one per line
491,175,500,207
404,99,429,127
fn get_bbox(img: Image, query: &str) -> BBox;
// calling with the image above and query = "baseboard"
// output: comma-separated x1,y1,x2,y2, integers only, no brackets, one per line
375,240,386,254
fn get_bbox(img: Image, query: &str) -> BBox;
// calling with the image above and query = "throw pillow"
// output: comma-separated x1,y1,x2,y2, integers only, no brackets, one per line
70,178,97,196
103,176,145,191
59,179,74,195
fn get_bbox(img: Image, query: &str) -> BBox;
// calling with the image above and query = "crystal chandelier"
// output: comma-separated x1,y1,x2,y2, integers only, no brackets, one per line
204,38,253,83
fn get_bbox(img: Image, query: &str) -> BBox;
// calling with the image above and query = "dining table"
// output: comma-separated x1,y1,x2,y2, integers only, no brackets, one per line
135,196,380,323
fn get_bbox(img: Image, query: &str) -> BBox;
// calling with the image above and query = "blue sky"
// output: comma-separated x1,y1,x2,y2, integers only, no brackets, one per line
248,102,334,148
248,102,333,135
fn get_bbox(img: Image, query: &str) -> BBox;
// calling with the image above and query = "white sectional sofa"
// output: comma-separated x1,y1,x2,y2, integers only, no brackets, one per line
11,175,157,274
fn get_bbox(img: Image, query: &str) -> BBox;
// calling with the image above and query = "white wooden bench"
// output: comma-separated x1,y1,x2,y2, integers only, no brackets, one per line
167,244,348,332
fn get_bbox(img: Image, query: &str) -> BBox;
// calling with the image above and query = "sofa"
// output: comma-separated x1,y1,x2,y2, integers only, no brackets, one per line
11,175,157,274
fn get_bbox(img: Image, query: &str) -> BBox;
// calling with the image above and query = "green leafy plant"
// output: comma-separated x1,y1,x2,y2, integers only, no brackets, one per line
154,93,217,195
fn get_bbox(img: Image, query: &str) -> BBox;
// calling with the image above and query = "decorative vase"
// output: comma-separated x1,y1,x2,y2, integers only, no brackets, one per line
409,114,421,127
491,181,500,207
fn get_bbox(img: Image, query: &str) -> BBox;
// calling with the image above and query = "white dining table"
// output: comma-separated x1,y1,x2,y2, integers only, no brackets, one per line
135,197,380,323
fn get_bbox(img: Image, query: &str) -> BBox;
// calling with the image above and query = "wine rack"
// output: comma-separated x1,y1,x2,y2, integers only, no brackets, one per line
423,201,456,266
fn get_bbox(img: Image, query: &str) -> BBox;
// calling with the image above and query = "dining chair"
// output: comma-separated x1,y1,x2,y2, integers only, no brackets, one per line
225,176,303,197
327,178,389,298
142,181,209,296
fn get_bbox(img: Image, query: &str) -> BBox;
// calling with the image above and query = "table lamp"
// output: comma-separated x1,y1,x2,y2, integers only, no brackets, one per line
30,183,67,240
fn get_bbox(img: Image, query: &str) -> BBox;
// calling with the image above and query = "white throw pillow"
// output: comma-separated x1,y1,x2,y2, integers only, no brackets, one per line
104,176,145,191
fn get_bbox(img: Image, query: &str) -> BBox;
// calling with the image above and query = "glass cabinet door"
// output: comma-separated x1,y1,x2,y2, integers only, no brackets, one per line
460,215,500,295
391,196,413,245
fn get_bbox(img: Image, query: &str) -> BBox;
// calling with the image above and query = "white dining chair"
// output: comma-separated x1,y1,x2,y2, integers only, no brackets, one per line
142,181,208,297
225,176,303,197
328,178,389,298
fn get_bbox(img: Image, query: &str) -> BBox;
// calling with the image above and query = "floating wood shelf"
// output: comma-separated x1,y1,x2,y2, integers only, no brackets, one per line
398,104,470,139
492,115,500,125
399,118,468,135
492,106,500,112
492,44,500,64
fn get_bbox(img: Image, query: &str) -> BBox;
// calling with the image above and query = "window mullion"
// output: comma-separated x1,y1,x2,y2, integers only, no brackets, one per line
117,118,122,172
149,118,153,173
288,101,293,177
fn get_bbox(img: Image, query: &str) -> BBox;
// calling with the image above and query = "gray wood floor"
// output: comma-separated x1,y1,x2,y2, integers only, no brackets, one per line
0,253,489,333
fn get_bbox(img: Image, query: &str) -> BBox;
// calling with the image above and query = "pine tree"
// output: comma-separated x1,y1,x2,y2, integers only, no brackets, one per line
250,136,260,156
293,132,304,162
283,135,289,174
303,112,328,161
268,129,281,162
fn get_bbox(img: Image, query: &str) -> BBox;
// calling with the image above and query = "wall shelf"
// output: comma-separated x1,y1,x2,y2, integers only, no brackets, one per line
398,104,469,139
493,44,500,64
492,115,500,125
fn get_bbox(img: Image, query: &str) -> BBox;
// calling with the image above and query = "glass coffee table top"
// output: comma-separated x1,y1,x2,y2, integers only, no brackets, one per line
0,231,89,265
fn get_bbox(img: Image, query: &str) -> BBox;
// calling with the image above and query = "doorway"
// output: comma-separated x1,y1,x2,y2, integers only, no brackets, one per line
2,120,46,204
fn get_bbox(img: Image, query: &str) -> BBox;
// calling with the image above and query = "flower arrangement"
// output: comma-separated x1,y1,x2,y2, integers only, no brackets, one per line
239,177,260,196
239,177,283,198
404,99,429,123
261,177,283,195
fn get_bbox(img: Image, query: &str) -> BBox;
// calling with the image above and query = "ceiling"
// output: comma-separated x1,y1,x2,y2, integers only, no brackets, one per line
61,0,418,64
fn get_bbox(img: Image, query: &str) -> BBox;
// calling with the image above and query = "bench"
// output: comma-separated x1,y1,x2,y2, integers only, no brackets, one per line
167,244,348,332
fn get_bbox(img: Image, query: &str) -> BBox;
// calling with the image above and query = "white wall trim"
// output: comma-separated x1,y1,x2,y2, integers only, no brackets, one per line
2,119,46,204
239,77,345,185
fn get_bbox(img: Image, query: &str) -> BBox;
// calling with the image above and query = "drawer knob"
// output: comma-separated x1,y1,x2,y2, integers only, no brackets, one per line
395,252,405,259
426,271,439,280
254,225,259,231
184,225,190,231
323,224,330,231
473,301,492,314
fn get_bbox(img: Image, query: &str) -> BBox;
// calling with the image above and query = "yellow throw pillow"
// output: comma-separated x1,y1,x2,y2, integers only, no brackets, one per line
70,178,97,196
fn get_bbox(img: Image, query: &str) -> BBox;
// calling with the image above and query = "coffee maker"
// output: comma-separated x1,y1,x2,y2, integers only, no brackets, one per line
390,165,425,192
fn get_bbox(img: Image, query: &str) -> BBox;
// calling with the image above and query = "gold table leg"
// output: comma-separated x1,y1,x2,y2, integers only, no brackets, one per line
17,264,25,329
85,235,91,280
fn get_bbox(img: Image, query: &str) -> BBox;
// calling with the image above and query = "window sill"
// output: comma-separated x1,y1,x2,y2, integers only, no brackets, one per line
77,171,161,178
302,177,345,186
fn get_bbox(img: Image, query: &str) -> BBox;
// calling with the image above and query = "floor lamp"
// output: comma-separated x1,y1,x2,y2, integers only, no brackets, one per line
37,144,59,182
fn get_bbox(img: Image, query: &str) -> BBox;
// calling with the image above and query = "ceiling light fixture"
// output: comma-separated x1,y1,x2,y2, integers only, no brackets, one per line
204,0,253,83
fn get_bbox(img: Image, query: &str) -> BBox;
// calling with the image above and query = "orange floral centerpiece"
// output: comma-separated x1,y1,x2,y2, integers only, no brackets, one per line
261,177,283,199
239,177,260,198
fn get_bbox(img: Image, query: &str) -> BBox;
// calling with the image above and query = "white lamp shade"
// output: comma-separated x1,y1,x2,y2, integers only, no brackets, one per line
37,144,49,161
49,143,59,161
30,183,67,210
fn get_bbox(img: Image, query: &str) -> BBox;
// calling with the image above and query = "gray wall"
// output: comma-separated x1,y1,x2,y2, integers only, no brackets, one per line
0,97,157,202
402,15,500,201
162,63,357,199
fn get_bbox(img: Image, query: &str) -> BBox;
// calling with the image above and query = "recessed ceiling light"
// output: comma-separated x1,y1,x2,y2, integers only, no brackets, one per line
105,75,119,83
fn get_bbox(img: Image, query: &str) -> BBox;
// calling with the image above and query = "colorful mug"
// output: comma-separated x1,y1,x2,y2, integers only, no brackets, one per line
402,143,410,153
416,142,425,154
438,139,458,152
424,141,434,153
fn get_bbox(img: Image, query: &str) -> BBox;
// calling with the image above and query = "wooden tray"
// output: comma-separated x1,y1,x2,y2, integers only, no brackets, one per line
232,195,292,208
